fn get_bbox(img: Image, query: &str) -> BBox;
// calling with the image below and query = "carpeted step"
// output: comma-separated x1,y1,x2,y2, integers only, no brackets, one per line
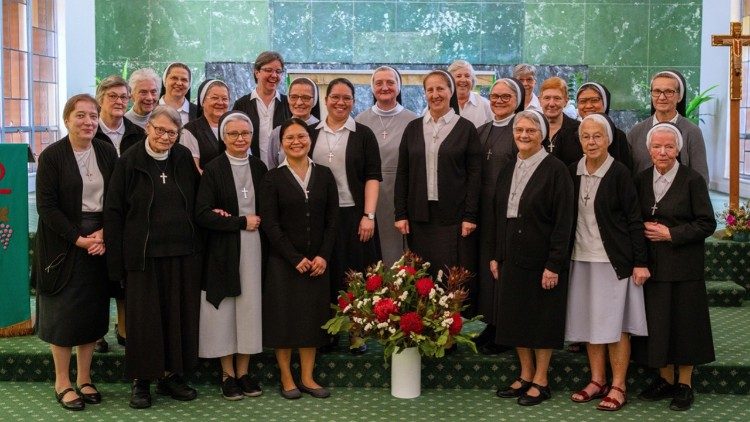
707,280,746,307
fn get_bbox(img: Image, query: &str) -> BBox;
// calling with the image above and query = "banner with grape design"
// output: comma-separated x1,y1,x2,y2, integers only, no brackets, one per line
0,144,30,335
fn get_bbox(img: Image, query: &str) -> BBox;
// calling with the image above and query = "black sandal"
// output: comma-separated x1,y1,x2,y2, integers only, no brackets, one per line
77,382,102,404
56,387,84,411
496,377,532,398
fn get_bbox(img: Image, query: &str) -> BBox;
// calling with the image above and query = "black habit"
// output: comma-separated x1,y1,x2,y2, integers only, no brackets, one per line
182,116,223,170
544,114,581,166
35,137,117,346
95,117,146,156
490,154,574,349
104,142,202,379
631,164,716,367
232,93,291,159
259,164,339,348
195,153,268,308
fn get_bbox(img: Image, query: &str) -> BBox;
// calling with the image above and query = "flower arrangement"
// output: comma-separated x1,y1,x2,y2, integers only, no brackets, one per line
323,252,479,359
718,201,750,238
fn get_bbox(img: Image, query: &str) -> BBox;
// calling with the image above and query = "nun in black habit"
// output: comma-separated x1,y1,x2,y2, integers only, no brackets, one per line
474,77,523,353
575,82,633,171
180,79,230,173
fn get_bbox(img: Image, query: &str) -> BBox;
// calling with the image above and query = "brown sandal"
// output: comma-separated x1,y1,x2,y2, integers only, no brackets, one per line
596,385,627,411
571,380,609,403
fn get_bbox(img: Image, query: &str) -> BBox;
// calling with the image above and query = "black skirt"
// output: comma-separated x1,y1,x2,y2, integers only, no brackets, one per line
125,253,201,380
631,279,715,367
328,206,381,301
493,218,568,349
36,212,109,347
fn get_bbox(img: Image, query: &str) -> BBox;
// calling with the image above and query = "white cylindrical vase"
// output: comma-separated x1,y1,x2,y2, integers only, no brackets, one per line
390,346,421,398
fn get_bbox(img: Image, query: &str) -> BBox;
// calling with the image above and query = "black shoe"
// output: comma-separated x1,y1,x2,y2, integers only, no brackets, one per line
496,377,532,398
156,373,197,401
56,387,85,411
319,335,339,354
669,383,694,411
238,374,263,397
638,377,675,401
517,383,551,406
221,377,243,401
480,342,512,355
94,338,109,353
298,382,331,398
280,385,302,400
76,382,102,404
115,324,127,347
129,379,151,409
350,343,368,355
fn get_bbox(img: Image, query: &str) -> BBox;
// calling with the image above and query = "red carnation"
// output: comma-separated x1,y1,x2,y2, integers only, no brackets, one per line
400,312,424,335
365,274,383,292
400,265,417,276
449,313,463,335
415,277,434,296
373,298,399,322
337,292,354,311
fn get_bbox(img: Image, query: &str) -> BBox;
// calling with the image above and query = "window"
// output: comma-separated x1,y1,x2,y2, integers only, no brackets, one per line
1,0,58,166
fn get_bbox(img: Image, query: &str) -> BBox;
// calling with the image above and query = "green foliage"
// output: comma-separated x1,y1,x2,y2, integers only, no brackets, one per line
686,85,717,125
95,59,130,86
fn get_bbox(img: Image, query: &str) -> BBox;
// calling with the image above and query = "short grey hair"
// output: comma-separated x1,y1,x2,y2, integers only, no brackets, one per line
128,68,162,94
513,64,537,78
448,59,477,88
96,75,130,104
147,105,181,129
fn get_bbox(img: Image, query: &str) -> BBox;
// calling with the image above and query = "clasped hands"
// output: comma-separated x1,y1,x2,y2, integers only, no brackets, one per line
394,219,476,237
489,260,559,290
296,256,327,276
76,228,105,255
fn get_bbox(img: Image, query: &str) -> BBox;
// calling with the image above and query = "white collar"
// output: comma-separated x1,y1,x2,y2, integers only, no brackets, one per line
652,162,679,183
517,147,547,167
652,113,679,126
225,151,249,165
316,116,356,133
279,156,314,168
576,154,614,177
465,92,478,106
250,88,281,103
372,103,404,117
305,115,320,126
144,139,169,161
493,113,515,127
158,97,190,113
100,119,125,135
423,108,457,125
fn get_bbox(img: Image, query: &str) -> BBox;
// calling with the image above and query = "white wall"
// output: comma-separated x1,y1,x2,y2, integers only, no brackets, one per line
701,1,750,197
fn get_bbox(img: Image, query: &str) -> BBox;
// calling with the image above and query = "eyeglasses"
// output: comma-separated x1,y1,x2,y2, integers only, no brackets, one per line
206,96,229,103
328,94,353,104
260,67,284,76
650,89,677,99
225,131,252,141
149,124,179,139
489,93,513,103
650,144,677,152
289,94,313,103
580,134,605,142
282,133,310,143
106,93,130,102
577,97,602,106
513,128,539,135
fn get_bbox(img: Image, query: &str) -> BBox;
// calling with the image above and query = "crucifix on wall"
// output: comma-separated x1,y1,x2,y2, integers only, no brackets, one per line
712,21,750,209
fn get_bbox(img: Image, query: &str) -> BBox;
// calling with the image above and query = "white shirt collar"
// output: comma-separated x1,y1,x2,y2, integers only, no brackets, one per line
576,154,614,177
652,162,679,183
517,146,548,167
100,119,125,135
250,88,281,102
158,97,190,113
466,92,478,106
305,115,320,126
316,116,356,133
652,113,679,126
493,113,515,127
423,108,457,125
225,151,249,165
279,156,314,168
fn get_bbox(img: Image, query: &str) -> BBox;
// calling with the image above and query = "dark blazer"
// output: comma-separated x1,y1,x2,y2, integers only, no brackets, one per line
634,164,716,282
310,122,383,212
259,164,339,266
95,117,146,156
545,114,581,166
394,115,482,225
34,137,117,294
104,142,200,282
569,159,648,279
232,93,291,158
490,154,574,274
188,102,198,122
182,116,222,170
610,127,633,171
195,154,268,308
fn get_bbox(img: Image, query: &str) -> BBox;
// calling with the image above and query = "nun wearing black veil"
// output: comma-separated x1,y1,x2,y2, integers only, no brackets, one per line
626,70,709,185
180,79,230,173
575,82,633,170
267,77,321,168
355,66,418,265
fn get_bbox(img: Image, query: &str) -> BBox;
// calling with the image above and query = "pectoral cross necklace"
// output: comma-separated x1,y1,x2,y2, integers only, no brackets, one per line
510,162,528,202
429,120,445,144
652,177,669,216
154,159,168,184
241,187,248,199
582,176,595,206
325,130,345,163
76,149,94,182
377,114,393,141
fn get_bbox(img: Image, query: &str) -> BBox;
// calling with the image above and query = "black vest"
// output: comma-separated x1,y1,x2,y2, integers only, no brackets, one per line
182,116,222,169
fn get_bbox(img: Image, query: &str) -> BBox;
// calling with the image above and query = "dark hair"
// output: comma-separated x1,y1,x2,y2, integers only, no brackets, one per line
289,78,320,120
159,62,192,102
326,77,355,99
279,117,311,142
63,93,100,122
253,51,285,83
423,70,459,115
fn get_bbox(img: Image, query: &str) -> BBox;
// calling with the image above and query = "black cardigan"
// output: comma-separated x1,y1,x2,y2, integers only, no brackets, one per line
104,142,200,282
95,117,145,156
195,154,268,308
182,116,222,169
545,114,581,166
310,122,383,212
634,165,716,282
610,127,633,171
34,137,117,294
259,164,339,266
232,93,291,159
394,115,482,225
569,159,648,279
489,154,574,274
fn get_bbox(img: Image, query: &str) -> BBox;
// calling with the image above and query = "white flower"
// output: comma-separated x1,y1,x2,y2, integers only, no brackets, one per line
435,286,445,295
423,262,431,269
443,311,451,318
441,317,454,328
397,269,407,277
389,327,396,334
399,291,408,301
437,269,444,282
364,323,373,331
343,304,351,313
439,295,449,307
394,277,403,287
379,287,388,295
377,322,389,329
429,289,436,299
448,293,454,299
372,296,381,304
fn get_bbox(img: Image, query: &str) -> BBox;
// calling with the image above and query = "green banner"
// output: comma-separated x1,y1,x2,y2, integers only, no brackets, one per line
0,144,30,329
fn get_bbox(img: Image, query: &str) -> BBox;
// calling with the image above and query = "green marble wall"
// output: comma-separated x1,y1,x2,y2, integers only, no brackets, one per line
95,0,702,111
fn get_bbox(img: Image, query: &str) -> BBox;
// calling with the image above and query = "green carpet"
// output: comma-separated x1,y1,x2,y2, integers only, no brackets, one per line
1,383,749,422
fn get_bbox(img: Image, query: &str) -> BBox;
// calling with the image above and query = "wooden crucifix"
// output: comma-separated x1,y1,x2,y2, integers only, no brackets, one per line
712,21,750,209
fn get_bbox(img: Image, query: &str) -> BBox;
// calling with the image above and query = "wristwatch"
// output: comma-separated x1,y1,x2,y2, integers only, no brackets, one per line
364,212,375,220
